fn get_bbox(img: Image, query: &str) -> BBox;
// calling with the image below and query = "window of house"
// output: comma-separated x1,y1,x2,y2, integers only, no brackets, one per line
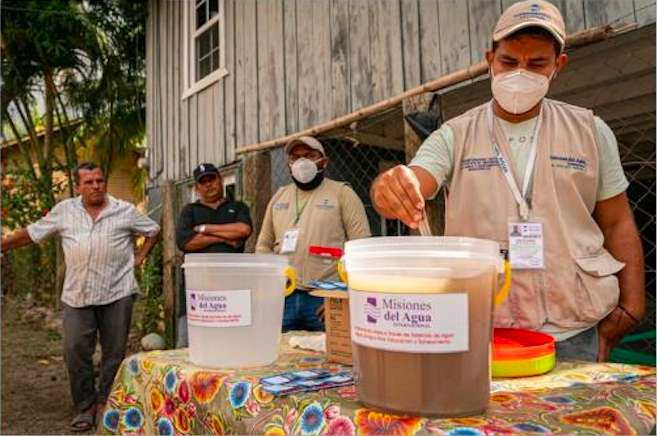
183,0,227,99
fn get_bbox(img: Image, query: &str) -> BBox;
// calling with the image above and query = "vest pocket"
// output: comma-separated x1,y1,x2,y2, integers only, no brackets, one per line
574,250,624,323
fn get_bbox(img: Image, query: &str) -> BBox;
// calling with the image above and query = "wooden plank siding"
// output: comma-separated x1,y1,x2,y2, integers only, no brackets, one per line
330,0,351,119
468,1,502,64
348,0,374,111
283,0,299,135
242,1,260,147
418,0,442,84
439,0,472,74
146,0,656,184
400,0,421,89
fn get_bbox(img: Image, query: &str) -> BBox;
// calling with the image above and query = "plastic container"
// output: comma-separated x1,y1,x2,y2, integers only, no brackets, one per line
182,254,294,368
344,236,510,417
492,328,556,377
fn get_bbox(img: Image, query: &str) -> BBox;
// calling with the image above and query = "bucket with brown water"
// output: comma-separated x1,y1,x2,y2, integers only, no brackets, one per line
343,236,511,417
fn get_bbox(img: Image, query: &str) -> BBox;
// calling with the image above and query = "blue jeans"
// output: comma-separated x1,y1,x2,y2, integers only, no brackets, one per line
555,327,599,361
177,315,189,348
283,291,325,332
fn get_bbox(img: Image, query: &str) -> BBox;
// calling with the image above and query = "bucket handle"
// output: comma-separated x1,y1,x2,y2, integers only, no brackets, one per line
495,260,512,308
285,267,296,297
337,258,348,284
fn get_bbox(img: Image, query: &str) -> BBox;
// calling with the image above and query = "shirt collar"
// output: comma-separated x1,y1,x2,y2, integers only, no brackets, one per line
74,194,117,212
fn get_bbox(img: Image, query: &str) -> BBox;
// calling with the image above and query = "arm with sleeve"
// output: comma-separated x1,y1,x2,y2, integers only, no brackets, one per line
26,202,64,243
595,116,630,200
130,206,160,236
339,185,372,240
235,202,253,228
175,205,197,251
408,124,456,199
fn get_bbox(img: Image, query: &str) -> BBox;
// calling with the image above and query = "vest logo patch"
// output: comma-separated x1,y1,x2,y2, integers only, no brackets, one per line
316,198,336,211
274,202,290,211
462,157,499,172
550,155,587,172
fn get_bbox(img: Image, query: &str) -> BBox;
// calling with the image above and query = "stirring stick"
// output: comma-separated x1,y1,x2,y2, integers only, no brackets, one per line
418,208,432,236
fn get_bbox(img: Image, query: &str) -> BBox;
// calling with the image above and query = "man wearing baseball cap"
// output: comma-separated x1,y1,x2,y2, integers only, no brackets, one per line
175,162,253,346
372,0,644,362
256,136,371,331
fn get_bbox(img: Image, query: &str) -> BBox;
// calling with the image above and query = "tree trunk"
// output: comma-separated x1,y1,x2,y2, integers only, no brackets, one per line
243,152,272,253
3,109,38,181
15,98,43,163
50,80,78,197
161,181,177,346
43,72,56,164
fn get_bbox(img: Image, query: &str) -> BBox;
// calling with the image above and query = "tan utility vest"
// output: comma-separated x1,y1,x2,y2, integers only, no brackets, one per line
445,99,624,331
268,179,363,287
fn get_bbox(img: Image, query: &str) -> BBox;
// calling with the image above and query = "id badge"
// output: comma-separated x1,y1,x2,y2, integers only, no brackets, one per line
508,221,544,269
280,228,300,254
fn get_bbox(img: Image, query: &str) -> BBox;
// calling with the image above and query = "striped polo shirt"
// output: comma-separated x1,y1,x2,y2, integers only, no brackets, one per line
27,195,160,308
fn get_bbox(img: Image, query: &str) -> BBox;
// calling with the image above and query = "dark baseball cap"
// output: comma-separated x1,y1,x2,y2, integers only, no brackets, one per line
193,163,219,182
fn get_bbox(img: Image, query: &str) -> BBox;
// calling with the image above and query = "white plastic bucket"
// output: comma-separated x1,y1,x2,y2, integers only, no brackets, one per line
343,236,510,417
182,253,295,368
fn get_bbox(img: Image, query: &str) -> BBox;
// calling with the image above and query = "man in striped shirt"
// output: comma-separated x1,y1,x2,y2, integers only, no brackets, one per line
1,162,160,432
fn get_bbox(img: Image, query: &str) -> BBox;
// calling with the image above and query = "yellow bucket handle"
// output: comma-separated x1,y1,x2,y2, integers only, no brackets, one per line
337,258,348,284
495,260,512,308
285,267,296,297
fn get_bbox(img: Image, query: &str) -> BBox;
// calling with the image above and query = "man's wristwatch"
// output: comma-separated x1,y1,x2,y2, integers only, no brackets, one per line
195,224,207,234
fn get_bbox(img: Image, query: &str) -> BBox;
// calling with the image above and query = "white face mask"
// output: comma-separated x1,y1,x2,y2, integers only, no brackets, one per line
491,69,553,114
290,158,323,183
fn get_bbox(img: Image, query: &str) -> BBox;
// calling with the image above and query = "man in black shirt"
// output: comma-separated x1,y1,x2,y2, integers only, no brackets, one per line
175,163,252,346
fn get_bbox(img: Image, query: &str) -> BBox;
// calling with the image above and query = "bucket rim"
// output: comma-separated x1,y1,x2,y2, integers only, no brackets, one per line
345,235,501,251
343,237,504,273
182,253,289,269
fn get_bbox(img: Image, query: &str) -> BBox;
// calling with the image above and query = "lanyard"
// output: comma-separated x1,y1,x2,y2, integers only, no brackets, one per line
294,188,314,225
486,100,543,221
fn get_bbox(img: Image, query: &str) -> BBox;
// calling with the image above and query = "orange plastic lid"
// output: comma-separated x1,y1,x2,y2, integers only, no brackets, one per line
493,328,555,361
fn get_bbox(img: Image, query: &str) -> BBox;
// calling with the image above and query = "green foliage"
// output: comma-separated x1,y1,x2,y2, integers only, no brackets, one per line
1,0,148,303
1,1,100,113
134,240,164,337
1,166,67,302
2,243,57,304
65,0,148,184
1,165,67,231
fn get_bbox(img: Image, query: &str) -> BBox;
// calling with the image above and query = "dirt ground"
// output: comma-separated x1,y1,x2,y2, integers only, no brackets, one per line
1,298,76,435
1,297,143,435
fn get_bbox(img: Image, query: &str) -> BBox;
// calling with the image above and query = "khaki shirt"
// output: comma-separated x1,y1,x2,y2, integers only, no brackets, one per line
256,178,371,287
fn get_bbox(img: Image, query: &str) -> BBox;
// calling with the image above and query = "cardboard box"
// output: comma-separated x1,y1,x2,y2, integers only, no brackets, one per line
310,290,353,365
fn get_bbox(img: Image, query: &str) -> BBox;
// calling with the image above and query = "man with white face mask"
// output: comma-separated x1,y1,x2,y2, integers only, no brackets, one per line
371,0,644,362
257,136,371,331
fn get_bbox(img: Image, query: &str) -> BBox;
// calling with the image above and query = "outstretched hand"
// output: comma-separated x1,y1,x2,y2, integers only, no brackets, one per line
371,165,425,229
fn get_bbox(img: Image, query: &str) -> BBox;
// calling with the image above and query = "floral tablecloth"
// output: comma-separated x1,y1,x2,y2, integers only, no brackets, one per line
99,335,655,435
